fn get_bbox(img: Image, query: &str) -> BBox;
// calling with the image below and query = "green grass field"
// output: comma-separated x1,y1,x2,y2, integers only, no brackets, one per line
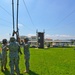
0,47,75,75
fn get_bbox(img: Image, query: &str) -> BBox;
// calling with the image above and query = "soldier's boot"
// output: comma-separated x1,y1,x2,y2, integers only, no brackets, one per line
4,66,8,70
24,68,29,73
4,63,8,70
15,68,20,75
14,67,16,71
10,74,15,75
24,70,29,73
16,72,20,75
4,67,8,70
17,74,20,75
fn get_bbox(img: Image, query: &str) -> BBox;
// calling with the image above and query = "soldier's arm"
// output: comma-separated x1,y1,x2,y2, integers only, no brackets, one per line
2,45,7,49
6,44,10,51
18,45,22,55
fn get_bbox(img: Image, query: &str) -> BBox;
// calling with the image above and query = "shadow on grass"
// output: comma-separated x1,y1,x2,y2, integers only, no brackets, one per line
2,70,23,75
28,70,39,75
2,69,10,75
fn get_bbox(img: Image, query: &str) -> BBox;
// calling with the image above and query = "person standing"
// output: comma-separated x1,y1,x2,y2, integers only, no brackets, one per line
23,37,30,73
8,37,20,75
1,39,8,71
0,52,1,65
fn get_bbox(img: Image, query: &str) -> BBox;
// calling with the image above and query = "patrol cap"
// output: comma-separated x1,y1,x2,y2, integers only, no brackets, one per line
2,39,7,44
10,36,15,42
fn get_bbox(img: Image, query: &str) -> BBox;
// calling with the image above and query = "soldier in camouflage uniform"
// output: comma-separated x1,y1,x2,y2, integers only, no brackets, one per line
0,52,2,69
23,37,30,73
1,39,8,71
8,37,20,75
0,53,1,60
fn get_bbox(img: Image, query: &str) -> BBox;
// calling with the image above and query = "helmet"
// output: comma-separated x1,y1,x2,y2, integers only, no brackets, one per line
2,39,7,44
10,36,15,42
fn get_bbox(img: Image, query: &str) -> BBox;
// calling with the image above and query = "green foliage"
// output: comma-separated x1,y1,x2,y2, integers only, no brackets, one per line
0,47,75,75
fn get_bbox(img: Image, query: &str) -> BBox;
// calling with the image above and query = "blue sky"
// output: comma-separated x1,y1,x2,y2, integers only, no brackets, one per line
0,0,75,41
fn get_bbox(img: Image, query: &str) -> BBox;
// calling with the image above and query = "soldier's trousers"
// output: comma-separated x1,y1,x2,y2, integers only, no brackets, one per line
1,56,7,69
25,55,30,71
9,57,20,75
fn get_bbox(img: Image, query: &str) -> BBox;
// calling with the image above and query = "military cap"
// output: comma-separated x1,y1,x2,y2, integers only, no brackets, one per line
2,39,7,44
10,36,15,42
24,37,29,41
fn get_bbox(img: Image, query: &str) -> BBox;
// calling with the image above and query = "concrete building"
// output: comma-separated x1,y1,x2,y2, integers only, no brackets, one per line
20,35,72,47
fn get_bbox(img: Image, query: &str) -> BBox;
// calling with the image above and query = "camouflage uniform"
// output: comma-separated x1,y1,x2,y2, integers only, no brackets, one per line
1,39,8,71
0,53,2,67
8,37,20,75
0,53,1,60
23,38,30,72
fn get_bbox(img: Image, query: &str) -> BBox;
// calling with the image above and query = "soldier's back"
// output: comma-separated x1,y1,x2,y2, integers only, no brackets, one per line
8,42,19,58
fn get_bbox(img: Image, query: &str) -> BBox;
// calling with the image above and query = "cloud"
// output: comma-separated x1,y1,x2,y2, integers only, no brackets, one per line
45,34,75,40
27,33,75,40
18,24,24,27
27,34,36,37
0,33,75,41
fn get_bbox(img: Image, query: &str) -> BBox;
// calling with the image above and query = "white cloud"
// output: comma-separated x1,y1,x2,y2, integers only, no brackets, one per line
0,33,75,41
18,24,24,27
45,34,75,40
27,34,36,37
27,33,75,40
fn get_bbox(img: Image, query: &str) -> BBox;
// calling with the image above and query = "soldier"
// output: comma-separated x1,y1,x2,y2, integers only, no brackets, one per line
23,37,30,73
17,37,22,54
8,37,20,75
1,39,8,71
0,52,2,68
0,52,1,60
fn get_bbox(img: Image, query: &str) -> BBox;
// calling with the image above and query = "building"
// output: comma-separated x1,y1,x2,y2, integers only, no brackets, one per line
20,36,72,47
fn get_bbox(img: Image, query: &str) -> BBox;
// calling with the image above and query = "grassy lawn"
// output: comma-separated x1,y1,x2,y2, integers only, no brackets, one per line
0,47,75,75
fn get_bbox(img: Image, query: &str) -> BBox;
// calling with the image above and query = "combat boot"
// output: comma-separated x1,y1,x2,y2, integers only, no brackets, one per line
24,69,29,73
